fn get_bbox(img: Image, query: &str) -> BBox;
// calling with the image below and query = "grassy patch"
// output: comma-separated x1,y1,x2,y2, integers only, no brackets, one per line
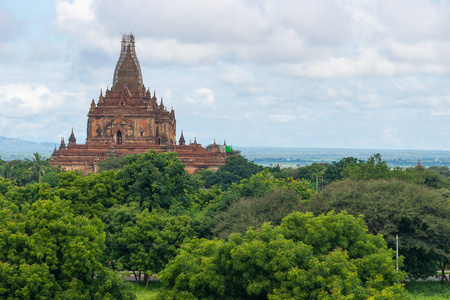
405,281,450,299
130,281,163,300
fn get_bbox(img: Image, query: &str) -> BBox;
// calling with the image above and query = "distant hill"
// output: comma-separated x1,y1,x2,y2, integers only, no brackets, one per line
0,136,54,160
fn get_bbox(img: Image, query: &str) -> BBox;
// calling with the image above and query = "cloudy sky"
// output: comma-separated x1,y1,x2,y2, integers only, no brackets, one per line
1,0,450,149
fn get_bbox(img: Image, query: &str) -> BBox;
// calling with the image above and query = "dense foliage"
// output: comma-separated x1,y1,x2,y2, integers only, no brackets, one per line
0,197,135,299
117,150,194,212
1,150,447,298
311,178,450,279
197,155,264,190
157,212,406,299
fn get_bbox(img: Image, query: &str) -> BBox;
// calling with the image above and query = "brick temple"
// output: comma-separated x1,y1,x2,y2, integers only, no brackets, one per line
50,34,230,174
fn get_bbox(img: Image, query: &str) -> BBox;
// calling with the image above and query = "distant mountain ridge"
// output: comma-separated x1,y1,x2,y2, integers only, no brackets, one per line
0,136,54,160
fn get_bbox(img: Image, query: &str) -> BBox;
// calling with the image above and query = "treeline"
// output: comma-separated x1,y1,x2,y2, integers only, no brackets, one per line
0,151,449,299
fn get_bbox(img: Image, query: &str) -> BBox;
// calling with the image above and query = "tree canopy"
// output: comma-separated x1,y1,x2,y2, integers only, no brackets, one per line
0,198,135,299
158,211,406,299
117,150,194,212
311,178,450,279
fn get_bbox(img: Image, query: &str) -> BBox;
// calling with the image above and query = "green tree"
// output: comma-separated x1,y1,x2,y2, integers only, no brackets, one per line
204,170,315,238
284,162,329,183
212,187,307,239
55,170,124,216
158,212,406,299
200,155,264,190
40,171,60,188
323,156,359,184
109,209,195,284
323,154,393,184
3,182,53,208
344,153,391,180
0,162,15,180
428,165,450,177
25,152,48,183
117,150,194,211
97,154,131,172
0,178,13,196
0,198,135,299
6,159,34,186
312,178,450,279
227,169,315,200
401,165,450,189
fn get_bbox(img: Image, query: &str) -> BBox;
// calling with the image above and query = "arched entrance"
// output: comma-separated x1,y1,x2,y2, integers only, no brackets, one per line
117,131,122,145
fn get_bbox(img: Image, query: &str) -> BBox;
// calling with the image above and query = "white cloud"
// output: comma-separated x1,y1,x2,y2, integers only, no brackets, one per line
219,65,255,85
53,0,450,77
268,114,295,123
138,39,221,65
0,84,63,117
185,88,216,107
0,84,88,141
335,100,355,113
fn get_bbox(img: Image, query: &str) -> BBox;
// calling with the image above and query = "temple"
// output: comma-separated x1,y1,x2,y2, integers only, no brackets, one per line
50,34,230,174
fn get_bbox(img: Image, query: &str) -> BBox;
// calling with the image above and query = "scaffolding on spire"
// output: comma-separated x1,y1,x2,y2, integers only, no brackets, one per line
112,33,143,89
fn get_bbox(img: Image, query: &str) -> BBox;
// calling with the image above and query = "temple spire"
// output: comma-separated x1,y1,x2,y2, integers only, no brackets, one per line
59,137,66,151
112,34,143,92
68,128,76,147
178,130,186,145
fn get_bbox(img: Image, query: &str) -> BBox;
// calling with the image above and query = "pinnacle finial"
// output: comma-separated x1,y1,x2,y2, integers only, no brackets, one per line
178,130,186,145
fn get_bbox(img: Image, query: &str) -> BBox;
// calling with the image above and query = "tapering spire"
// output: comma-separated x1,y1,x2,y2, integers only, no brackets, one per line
68,128,76,147
112,34,143,92
99,89,104,103
178,130,186,145
59,137,66,151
